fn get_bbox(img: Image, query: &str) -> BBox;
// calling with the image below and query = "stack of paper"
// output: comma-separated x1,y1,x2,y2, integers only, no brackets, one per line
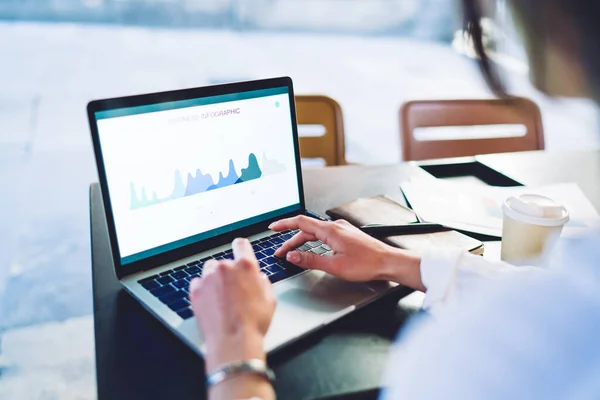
401,178,600,238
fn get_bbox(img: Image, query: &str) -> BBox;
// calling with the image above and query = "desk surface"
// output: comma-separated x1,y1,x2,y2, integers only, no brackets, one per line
91,150,600,400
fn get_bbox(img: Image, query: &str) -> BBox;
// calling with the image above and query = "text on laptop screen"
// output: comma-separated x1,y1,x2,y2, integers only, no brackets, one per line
95,87,301,264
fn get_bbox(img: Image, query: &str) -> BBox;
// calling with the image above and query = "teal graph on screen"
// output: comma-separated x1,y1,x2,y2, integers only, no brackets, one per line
130,153,286,209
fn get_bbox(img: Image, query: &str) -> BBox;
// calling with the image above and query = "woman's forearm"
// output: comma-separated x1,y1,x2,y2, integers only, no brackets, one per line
379,247,426,292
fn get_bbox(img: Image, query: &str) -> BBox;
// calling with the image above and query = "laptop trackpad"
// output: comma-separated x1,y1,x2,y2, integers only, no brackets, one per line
265,270,393,351
277,270,383,312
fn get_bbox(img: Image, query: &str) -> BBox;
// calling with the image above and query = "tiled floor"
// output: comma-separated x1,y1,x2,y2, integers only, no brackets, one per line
0,21,598,398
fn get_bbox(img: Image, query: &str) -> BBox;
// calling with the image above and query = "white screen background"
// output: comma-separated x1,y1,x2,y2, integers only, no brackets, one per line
97,92,300,258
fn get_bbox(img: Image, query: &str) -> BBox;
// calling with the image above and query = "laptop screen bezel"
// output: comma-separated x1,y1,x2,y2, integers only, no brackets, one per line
87,77,306,279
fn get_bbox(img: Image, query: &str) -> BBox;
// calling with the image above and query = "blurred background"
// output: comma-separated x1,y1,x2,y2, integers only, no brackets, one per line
0,0,598,397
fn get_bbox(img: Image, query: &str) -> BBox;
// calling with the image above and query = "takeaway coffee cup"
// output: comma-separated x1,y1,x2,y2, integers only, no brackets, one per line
501,194,569,263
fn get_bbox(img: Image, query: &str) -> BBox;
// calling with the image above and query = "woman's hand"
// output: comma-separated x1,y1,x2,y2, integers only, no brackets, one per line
189,238,276,400
270,216,425,291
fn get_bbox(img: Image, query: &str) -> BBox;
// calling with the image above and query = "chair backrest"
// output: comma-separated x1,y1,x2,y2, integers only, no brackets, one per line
400,97,544,161
295,95,346,166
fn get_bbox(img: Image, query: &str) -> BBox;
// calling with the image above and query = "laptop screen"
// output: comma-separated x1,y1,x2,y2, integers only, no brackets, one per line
94,86,301,265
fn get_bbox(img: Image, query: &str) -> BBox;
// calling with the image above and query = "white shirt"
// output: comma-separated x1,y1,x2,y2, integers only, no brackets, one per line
382,231,600,399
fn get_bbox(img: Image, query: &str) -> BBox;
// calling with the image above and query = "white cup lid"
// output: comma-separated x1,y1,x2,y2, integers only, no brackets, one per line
502,194,569,227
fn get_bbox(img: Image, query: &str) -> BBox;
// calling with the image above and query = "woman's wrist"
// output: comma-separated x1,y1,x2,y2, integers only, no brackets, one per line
205,329,275,400
378,246,425,291
205,329,266,372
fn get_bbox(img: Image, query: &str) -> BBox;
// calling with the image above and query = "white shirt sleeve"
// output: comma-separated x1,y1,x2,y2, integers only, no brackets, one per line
382,232,600,399
381,269,600,400
420,249,539,316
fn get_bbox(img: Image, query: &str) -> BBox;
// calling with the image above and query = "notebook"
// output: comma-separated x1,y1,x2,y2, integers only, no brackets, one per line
326,195,484,255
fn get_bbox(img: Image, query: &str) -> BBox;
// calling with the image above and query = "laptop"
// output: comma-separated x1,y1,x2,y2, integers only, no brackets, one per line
87,77,397,354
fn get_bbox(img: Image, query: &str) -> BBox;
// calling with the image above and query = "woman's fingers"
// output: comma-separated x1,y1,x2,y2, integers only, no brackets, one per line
232,237,256,263
285,250,336,273
189,276,203,302
274,231,316,257
269,215,333,243
202,259,219,276
260,271,276,301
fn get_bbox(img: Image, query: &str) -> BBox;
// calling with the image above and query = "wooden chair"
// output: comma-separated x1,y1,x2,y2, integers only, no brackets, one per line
295,95,346,166
400,97,544,161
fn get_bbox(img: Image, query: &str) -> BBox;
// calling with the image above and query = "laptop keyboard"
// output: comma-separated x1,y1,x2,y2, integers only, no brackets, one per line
137,230,333,320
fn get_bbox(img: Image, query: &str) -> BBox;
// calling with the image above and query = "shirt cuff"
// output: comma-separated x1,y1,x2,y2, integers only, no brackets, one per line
420,248,465,310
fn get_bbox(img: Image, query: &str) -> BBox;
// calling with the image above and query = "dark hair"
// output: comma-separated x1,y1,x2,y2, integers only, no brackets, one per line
462,0,600,100
461,0,507,97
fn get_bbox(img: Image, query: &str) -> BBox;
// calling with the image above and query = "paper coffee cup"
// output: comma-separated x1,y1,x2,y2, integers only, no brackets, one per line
501,194,569,263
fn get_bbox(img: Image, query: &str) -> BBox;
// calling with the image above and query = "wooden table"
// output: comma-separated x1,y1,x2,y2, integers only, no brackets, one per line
91,150,600,400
